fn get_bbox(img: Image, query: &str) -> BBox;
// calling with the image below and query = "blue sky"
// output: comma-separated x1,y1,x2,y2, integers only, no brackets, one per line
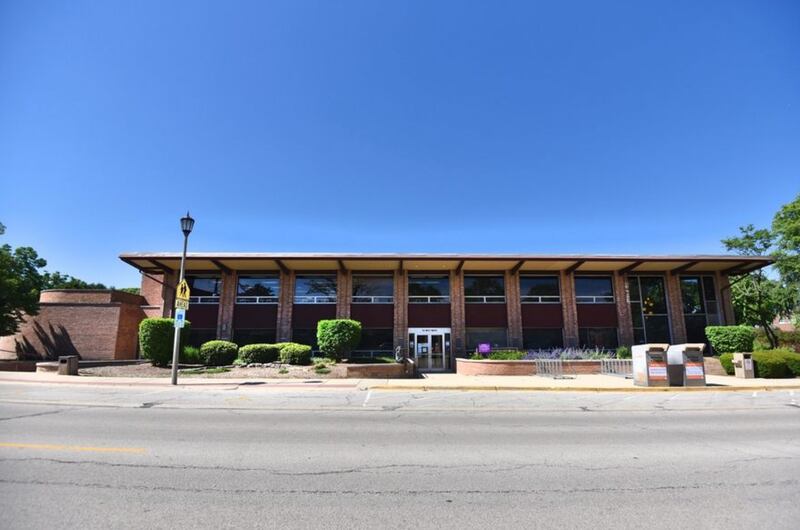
1,0,798,287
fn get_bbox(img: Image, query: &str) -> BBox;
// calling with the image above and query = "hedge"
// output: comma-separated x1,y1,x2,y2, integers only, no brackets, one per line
139,318,191,367
719,349,800,378
237,343,281,364
200,340,239,366
317,319,362,360
705,326,755,354
279,343,313,365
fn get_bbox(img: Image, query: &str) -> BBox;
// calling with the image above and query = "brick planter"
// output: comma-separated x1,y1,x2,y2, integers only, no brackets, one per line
456,358,603,376
341,362,408,378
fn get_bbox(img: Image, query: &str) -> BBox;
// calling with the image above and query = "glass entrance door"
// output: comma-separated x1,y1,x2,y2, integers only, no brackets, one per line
408,328,451,371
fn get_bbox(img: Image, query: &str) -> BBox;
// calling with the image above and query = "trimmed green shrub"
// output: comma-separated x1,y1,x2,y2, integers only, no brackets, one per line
180,345,203,365
237,343,281,364
139,318,191,367
488,350,526,360
317,319,362,361
615,346,631,359
719,353,734,375
279,343,312,365
705,326,755,354
200,340,239,366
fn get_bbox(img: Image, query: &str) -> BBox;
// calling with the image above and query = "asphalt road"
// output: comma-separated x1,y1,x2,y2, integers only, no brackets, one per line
1,383,799,529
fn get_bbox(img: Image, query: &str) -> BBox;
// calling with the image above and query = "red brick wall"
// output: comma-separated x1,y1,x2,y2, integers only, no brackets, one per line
465,304,508,327
576,304,618,327
351,304,394,327
408,304,451,327
521,304,563,327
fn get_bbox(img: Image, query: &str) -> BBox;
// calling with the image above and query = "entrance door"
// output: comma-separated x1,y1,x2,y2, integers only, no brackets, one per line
408,328,451,371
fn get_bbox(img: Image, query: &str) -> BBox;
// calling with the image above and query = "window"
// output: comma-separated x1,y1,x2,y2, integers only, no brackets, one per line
520,276,560,303
186,276,221,303
464,275,505,303
465,328,508,352
236,276,279,304
575,276,614,303
354,329,394,353
352,275,393,303
628,276,671,344
233,329,277,346
187,329,217,347
408,275,450,303
294,275,337,304
522,328,564,350
578,328,618,349
291,329,318,349
680,276,720,344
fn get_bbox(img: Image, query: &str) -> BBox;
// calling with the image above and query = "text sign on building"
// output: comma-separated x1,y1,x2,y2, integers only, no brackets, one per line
477,343,492,354
175,279,190,310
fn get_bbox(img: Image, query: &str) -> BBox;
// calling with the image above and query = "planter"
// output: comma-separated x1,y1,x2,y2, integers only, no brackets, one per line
456,358,603,376
341,362,408,378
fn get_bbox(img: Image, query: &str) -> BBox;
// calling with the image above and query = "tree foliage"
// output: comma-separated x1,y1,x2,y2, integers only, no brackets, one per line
0,223,48,335
772,193,800,286
41,271,108,290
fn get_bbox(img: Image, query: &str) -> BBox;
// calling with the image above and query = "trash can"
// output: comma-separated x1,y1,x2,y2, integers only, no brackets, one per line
632,344,670,387
58,355,79,376
732,352,755,379
667,343,706,387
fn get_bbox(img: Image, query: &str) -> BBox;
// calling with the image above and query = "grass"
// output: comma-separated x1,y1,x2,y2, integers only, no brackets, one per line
181,367,231,375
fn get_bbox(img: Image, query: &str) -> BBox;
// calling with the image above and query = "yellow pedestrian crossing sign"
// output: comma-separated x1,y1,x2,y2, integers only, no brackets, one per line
175,279,190,310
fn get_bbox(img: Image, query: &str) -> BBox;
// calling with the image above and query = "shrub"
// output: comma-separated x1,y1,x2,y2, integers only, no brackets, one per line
719,353,734,375
180,345,203,365
237,343,281,364
200,340,239,366
488,350,526,360
279,343,312,365
615,346,631,359
705,326,755,354
317,319,362,361
139,318,191,367
718,350,800,378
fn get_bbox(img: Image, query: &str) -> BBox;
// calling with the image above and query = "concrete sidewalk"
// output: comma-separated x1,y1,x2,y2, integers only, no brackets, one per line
1,370,799,392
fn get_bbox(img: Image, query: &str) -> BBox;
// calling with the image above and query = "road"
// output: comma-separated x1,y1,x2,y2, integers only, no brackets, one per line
1,382,799,529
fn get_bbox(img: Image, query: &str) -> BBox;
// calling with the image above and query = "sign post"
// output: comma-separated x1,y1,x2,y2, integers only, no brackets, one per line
170,213,195,385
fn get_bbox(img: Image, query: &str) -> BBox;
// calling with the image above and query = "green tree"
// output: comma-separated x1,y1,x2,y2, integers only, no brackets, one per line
772,193,800,286
0,223,47,335
722,224,797,348
41,271,107,290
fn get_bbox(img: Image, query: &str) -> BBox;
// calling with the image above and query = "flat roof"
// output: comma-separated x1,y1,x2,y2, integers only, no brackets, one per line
119,252,772,275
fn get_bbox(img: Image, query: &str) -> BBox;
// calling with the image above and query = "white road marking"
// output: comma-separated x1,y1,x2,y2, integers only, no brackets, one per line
362,390,372,407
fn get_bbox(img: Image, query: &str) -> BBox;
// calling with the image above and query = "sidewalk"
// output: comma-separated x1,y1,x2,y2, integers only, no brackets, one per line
1,370,799,392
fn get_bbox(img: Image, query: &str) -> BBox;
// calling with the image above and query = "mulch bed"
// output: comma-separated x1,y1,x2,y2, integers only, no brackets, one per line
79,362,345,379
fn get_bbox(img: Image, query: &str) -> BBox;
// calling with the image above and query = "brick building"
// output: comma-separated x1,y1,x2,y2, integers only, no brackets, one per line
120,253,770,372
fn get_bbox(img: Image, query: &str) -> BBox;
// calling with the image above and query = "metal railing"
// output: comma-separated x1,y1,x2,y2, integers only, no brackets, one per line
235,296,279,304
352,296,394,304
534,359,572,379
600,359,633,378
408,295,451,304
189,296,220,304
293,295,337,304
465,295,506,303
520,295,561,303
575,296,615,304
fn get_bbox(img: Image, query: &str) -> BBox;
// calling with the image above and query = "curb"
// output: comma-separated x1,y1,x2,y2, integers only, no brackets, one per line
366,384,800,393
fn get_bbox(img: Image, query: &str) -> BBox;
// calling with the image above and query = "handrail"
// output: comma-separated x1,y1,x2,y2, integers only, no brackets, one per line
236,296,279,304
520,295,561,303
408,295,451,304
293,295,337,304
464,295,506,303
352,296,394,304
575,296,615,304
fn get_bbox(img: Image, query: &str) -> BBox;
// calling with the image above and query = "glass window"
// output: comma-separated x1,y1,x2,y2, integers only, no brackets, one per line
356,329,394,352
291,328,318,349
628,276,671,344
465,328,508,352
294,275,337,304
186,276,221,302
237,276,279,303
578,328,619,349
352,276,393,303
680,277,704,314
408,275,450,303
464,275,505,302
681,275,720,346
233,329,277,346
575,276,614,303
520,276,560,303
522,328,564,350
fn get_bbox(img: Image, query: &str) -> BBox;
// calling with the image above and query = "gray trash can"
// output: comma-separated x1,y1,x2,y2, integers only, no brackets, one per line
732,352,755,379
58,355,79,376
632,344,670,387
666,343,706,386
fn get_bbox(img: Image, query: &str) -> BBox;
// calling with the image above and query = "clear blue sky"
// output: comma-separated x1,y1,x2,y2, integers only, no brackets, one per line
1,1,798,288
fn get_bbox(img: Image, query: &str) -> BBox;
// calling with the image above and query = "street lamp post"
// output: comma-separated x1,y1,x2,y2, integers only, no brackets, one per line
171,212,195,385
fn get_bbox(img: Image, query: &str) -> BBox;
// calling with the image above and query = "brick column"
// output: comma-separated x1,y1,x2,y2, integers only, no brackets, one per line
216,270,237,340
393,268,408,352
276,271,295,341
336,269,351,319
505,269,523,349
561,270,579,347
717,272,736,325
666,273,687,343
140,272,176,318
614,271,634,347
450,269,466,356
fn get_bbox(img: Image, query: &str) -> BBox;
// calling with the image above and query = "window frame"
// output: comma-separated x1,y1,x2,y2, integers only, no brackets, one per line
294,274,338,304
574,275,615,304
351,274,394,304
464,274,506,304
236,275,280,305
186,274,222,304
408,274,451,304
519,275,561,304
